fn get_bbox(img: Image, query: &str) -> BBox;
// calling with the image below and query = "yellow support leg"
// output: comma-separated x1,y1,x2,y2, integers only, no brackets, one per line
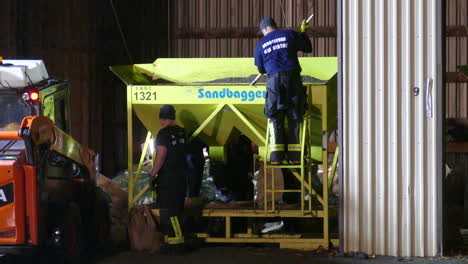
322,86,329,245
290,170,324,205
307,118,313,212
329,147,339,192
300,119,307,215
308,165,312,212
228,103,266,145
133,132,152,196
264,120,269,213
272,164,275,212
226,217,231,238
133,183,150,205
191,103,226,139
127,86,134,209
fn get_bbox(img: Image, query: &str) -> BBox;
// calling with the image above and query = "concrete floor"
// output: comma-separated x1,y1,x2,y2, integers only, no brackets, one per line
2,246,468,264
93,245,468,264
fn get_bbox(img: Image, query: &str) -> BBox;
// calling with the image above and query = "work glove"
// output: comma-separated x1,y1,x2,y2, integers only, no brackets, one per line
150,176,158,191
150,177,158,201
300,19,309,33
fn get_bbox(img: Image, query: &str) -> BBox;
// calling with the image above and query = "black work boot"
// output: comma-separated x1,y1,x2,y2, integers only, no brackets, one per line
159,244,172,255
270,150,285,165
171,244,188,255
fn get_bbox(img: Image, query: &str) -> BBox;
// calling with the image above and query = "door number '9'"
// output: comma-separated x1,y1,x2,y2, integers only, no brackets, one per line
134,91,156,101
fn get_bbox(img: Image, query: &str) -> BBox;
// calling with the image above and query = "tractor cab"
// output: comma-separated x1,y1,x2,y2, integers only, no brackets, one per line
0,59,109,259
0,59,71,133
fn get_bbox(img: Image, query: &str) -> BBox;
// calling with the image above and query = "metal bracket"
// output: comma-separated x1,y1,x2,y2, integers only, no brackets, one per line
94,153,100,186
425,77,433,118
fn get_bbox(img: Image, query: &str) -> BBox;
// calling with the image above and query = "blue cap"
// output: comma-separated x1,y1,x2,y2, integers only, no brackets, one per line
259,17,277,31
159,104,176,120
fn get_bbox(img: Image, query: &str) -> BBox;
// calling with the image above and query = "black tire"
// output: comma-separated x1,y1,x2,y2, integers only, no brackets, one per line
63,203,85,264
91,187,111,249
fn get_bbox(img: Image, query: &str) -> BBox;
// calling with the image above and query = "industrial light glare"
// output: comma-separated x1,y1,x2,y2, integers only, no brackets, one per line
149,138,155,155
30,91,39,101
22,92,30,101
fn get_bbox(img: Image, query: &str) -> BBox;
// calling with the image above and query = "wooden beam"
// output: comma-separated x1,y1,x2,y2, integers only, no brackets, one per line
175,25,466,39
446,26,468,37
447,142,468,153
176,26,337,39
446,72,468,83
446,118,468,126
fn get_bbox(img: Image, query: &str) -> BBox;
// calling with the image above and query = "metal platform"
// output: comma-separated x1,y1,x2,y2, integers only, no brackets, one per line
152,208,338,218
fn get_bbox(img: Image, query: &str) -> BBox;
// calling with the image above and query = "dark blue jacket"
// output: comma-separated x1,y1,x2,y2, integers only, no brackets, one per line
254,29,312,74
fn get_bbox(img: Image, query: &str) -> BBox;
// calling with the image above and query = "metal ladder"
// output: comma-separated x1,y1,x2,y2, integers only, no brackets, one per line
263,115,317,215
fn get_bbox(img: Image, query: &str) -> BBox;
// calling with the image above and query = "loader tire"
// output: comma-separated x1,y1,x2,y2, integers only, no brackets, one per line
91,187,111,249
63,203,85,264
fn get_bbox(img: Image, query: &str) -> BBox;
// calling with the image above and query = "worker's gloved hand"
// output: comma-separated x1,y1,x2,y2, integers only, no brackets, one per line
150,176,158,191
300,19,309,33
150,177,158,201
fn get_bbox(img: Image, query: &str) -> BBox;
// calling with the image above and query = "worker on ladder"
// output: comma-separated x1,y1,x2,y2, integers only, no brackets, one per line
254,17,312,164
150,104,188,254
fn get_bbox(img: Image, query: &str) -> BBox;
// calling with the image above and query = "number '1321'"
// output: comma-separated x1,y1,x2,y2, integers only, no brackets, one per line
134,91,156,101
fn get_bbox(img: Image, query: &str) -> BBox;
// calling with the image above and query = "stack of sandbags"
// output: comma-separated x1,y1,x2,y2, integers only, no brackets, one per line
255,164,284,205
200,159,217,201
128,205,163,254
97,173,128,247
316,164,339,195
113,170,154,205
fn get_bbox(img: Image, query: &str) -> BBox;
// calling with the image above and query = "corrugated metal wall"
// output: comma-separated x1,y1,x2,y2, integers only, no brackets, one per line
1,0,169,177
2,0,463,180
96,0,170,175
446,0,468,118
171,0,337,57
340,0,443,257
172,0,467,118
1,0,98,148
0,0,17,56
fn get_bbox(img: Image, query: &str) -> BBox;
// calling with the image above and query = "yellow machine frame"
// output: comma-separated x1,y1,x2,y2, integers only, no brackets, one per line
126,84,338,250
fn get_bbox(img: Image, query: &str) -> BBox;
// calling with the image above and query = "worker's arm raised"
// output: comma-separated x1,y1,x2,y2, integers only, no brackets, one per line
300,19,309,33
297,17,313,53
296,31,312,53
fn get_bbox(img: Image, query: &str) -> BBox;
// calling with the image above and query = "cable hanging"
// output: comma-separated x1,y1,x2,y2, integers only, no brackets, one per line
110,0,133,64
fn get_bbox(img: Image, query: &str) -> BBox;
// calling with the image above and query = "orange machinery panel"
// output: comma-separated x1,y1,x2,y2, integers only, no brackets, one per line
0,160,26,244
23,165,38,245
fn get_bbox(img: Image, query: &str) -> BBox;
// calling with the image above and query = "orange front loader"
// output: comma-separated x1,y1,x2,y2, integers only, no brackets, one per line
0,116,109,258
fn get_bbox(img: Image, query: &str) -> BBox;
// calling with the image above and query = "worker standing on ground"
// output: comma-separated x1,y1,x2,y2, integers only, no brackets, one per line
150,104,188,254
254,17,312,164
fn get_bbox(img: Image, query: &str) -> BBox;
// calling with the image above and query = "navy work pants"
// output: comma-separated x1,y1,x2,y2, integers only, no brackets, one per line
265,71,306,163
269,111,301,163
157,170,186,245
